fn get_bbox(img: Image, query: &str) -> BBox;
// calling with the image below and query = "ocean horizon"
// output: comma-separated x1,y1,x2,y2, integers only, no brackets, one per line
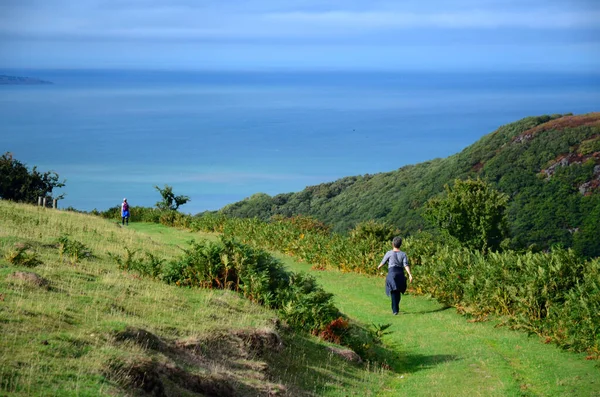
1,69,599,214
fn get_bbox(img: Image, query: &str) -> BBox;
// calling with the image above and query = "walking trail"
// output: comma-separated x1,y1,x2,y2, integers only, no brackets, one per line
133,223,600,397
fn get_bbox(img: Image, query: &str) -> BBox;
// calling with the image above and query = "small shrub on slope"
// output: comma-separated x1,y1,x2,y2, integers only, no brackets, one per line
4,243,42,267
57,235,92,265
116,237,344,342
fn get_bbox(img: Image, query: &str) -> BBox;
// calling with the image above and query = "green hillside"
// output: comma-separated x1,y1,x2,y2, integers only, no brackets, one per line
3,203,599,396
0,201,391,396
220,113,600,257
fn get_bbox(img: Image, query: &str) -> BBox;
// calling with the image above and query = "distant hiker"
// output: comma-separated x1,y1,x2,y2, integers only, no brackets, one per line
377,236,413,315
121,198,130,226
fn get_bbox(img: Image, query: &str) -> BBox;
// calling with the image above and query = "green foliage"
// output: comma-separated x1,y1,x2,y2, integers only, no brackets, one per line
549,258,600,352
113,236,343,340
0,152,65,204
424,178,509,252
278,272,339,333
56,235,91,265
215,114,600,257
3,200,599,396
4,243,42,267
108,247,140,271
572,199,600,258
370,323,393,342
271,214,332,236
578,137,600,156
191,213,600,355
350,220,399,243
108,249,165,279
141,252,166,279
154,184,190,211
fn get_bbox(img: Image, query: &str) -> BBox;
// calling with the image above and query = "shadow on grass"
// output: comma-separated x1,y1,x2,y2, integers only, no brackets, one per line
395,352,460,373
370,343,460,375
265,333,369,396
403,305,453,315
265,329,461,396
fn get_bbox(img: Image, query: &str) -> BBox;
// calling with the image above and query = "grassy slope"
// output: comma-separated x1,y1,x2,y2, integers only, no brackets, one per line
135,223,600,397
0,202,391,396
2,204,599,396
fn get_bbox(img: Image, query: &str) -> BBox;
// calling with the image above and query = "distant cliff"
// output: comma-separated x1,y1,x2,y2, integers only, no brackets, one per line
0,75,52,85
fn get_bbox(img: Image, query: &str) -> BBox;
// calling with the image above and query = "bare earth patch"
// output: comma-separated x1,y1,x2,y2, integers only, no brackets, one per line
8,271,50,289
108,326,288,396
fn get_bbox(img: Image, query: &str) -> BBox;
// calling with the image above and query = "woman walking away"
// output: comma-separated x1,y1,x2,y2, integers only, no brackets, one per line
377,236,413,315
121,198,130,226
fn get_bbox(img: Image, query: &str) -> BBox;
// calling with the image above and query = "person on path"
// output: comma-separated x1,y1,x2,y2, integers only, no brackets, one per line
121,198,130,226
377,236,413,315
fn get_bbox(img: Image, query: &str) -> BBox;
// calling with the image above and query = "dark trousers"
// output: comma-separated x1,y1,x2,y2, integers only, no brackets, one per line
122,217,128,225
390,290,402,314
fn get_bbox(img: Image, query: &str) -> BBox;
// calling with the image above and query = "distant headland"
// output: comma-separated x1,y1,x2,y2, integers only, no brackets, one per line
0,75,53,85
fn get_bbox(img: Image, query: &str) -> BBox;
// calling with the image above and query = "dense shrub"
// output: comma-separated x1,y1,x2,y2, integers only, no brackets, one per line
547,258,600,352
190,213,600,355
271,215,332,236
350,220,399,243
423,178,509,252
278,272,339,333
111,237,353,346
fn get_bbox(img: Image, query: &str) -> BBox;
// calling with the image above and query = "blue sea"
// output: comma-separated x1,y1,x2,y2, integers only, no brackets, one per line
1,69,599,214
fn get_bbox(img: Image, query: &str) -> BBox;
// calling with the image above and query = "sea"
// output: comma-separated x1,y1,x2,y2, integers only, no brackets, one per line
1,69,599,214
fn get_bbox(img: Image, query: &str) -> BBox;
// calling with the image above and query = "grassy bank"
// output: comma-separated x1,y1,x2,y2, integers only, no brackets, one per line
0,202,393,396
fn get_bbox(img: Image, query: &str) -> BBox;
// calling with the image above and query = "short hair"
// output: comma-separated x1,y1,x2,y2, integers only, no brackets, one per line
392,236,403,248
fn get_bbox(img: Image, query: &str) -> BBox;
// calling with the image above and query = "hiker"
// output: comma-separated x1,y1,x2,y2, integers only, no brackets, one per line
121,198,130,226
377,236,413,315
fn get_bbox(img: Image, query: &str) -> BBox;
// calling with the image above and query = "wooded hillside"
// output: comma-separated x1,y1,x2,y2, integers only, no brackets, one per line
219,113,600,257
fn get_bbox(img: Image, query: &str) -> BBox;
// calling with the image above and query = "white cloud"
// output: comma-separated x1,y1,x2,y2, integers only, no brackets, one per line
1,0,598,70
266,10,600,30
1,1,599,42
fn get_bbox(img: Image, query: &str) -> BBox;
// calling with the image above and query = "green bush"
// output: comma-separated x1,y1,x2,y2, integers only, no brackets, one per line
278,272,339,333
57,235,92,265
350,220,399,243
115,237,343,339
4,243,42,267
548,258,600,352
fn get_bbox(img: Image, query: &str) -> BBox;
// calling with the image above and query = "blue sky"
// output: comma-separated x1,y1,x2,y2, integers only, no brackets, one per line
1,0,599,71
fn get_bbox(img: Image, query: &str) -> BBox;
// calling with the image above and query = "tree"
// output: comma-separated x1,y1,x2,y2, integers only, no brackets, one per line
0,152,65,204
424,178,509,252
154,184,190,211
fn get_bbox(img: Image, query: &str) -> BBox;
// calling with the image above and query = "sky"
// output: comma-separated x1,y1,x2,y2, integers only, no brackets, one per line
1,0,599,71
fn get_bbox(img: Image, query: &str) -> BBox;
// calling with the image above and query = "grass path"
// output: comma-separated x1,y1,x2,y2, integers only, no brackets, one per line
132,223,600,397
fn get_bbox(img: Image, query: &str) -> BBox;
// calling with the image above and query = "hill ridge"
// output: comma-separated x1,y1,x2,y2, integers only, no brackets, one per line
220,112,600,256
